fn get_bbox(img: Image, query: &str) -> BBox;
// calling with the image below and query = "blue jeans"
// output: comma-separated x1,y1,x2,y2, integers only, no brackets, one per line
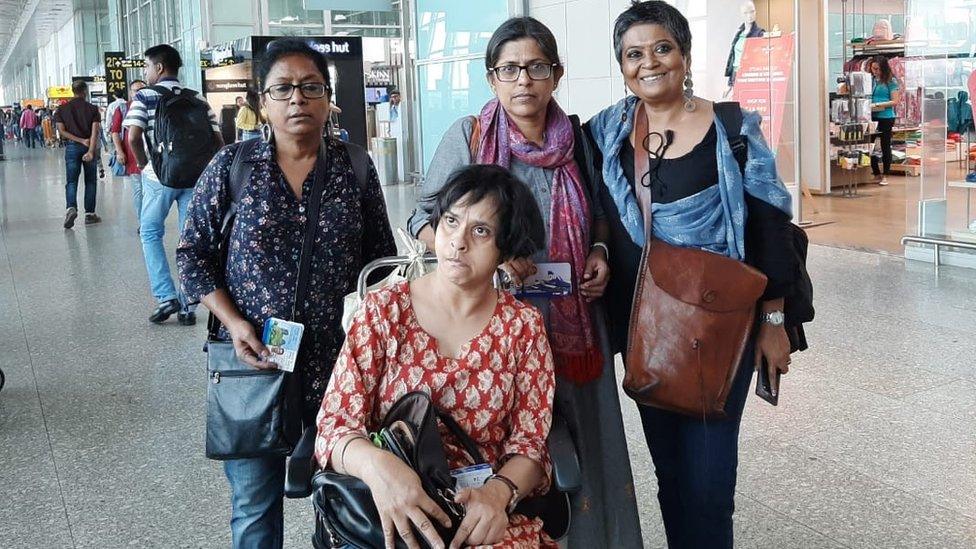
65,142,97,212
129,174,143,222
636,346,755,549
140,176,194,306
223,457,285,549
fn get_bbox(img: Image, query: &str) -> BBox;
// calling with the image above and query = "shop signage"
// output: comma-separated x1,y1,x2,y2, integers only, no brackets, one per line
204,79,252,93
47,86,74,99
104,51,128,95
731,33,795,150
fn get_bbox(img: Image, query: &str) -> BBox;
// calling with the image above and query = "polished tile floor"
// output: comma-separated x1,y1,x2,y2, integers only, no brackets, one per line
1,144,974,548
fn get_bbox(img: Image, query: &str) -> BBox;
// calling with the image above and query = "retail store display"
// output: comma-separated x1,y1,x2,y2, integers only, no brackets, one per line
724,1,765,87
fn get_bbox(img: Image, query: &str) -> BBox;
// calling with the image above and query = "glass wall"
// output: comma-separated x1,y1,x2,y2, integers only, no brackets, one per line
412,0,511,170
268,0,326,36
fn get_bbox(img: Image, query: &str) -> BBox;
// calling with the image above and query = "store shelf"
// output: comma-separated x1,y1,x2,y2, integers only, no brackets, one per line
948,180,976,189
890,163,921,176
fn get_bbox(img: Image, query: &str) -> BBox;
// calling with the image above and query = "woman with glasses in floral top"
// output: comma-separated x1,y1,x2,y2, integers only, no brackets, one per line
178,37,396,548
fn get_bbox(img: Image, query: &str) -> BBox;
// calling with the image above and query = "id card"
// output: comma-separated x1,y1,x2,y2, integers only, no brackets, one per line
449,463,493,491
507,262,573,298
262,317,305,372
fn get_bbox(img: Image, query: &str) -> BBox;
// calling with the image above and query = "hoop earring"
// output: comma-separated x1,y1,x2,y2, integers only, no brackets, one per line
683,72,696,112
262,123,274,144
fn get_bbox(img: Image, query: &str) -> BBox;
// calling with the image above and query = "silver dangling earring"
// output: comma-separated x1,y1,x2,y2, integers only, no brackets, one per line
683,72,696,112
262,123,274,144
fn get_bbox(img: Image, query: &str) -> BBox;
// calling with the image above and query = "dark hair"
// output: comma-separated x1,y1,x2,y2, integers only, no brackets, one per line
429,164,545,261
870,56,894,83
113,89,127,101
245,88,261,117
257,37,332,93
389,89,401,96
485,17,561,70
144,44,183,73
613,1,692,63
71,80,88,95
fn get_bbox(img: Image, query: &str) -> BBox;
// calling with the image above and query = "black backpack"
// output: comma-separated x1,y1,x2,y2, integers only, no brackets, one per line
714,102,814,352
146,85,219,189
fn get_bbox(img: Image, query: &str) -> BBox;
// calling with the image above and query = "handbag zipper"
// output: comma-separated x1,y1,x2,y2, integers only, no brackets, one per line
210,369,279,384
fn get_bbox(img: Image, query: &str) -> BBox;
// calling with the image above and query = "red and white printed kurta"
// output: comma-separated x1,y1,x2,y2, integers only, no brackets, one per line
315,281,557,548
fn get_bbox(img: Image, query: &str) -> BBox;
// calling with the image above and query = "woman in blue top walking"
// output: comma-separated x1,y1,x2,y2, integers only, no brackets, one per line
869,55,901,186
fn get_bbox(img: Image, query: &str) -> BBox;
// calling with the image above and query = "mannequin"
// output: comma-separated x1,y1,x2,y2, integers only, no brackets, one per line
724,1,766,93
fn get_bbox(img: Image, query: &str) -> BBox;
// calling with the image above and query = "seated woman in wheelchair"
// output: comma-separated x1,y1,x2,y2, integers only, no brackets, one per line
315,164,557,549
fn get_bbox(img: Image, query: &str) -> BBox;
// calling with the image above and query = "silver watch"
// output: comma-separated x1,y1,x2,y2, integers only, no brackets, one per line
761,310,785,327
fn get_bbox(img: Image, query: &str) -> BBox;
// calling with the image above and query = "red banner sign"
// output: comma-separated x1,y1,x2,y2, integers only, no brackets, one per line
731,33,795,150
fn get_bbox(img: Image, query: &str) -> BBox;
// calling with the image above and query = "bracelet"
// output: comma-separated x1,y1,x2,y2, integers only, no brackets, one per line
591,242,610,262
337,435,367,472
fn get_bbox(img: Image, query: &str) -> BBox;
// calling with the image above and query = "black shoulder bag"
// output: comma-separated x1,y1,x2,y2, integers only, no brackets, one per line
204,139,331,460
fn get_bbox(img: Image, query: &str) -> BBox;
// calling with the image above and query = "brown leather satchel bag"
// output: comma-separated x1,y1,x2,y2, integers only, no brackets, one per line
623,104,767,418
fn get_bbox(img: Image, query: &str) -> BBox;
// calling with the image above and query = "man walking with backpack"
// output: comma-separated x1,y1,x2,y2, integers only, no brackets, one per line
124,44,223,325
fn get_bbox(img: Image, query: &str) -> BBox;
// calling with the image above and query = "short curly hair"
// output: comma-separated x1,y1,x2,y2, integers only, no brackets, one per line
613,1,692,64
429,164,545,261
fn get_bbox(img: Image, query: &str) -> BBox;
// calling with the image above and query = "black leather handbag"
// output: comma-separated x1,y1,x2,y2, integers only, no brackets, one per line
311,391,485,549
204,139,330,460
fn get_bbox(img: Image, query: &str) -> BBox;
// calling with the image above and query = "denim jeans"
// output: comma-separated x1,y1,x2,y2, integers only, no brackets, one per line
129,174,143,222
65,142,97,212
636,346,755,549
139,175,194,306
23,127,35,148
223,456,285,549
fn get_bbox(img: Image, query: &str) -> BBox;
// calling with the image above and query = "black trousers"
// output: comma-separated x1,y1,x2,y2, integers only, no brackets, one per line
871,117,895,175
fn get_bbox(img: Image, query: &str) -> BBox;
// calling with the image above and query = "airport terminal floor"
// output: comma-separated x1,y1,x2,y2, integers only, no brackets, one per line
0,143,974,548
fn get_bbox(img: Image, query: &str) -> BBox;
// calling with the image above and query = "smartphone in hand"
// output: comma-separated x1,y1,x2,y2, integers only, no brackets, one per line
755,357,781,406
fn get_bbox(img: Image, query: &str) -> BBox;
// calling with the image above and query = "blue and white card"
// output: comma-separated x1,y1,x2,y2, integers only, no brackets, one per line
262,317,305,372
510,262,573,298
450,463,493,491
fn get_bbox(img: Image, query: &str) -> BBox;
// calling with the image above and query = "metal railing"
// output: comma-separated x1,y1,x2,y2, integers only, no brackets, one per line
901,235,976,267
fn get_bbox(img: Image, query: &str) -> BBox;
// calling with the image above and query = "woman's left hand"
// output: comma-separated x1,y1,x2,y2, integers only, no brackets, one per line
580,248,610,302
755,322,791,396
448,483,510,549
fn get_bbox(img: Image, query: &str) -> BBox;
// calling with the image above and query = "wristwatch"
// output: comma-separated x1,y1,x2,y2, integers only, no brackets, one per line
760,310,786,327
485,474,520,515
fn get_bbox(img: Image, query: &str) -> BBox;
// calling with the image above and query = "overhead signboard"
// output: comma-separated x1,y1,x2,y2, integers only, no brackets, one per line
47,86,74,99
104,51,128,95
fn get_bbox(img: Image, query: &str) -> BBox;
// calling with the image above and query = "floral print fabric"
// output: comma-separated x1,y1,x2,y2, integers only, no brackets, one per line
315,281,557,548
177,138,396,415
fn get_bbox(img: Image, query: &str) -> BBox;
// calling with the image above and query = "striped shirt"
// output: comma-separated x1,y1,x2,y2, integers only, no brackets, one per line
122,77,219,181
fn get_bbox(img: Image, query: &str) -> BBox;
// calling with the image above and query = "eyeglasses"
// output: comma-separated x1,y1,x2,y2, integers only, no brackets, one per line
489,63,559,82
262,82,330,101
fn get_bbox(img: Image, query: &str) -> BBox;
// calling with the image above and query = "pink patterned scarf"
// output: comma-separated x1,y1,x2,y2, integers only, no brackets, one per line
476,98,602,385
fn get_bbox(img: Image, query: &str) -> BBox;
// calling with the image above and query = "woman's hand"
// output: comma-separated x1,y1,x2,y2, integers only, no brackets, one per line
363,452,452,549
227,318,277,370
501,257,537,286
580,247,610,302
755,322,791,396
449,482,511,549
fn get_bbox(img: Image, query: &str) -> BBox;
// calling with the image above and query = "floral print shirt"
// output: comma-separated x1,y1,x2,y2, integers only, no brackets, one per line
178,138,397,415
315,281,557,548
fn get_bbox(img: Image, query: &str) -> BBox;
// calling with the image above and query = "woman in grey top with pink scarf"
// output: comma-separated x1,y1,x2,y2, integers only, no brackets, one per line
407,16,643,547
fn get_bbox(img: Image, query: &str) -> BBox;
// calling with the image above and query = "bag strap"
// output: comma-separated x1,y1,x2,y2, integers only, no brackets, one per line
434,408,486,465
341,141,369,194
290,139,332,322
468,115,481,161
633,102,653,242
714,101,747,176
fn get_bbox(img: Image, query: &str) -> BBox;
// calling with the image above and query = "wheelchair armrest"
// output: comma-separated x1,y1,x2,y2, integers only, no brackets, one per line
547,414,581,493
284,425,318,499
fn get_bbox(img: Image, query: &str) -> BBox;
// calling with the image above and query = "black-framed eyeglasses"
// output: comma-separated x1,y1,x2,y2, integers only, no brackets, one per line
262,82,330,101
488,63,559,82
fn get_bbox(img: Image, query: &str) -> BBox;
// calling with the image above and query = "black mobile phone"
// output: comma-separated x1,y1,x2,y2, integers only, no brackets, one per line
755,358,780,406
